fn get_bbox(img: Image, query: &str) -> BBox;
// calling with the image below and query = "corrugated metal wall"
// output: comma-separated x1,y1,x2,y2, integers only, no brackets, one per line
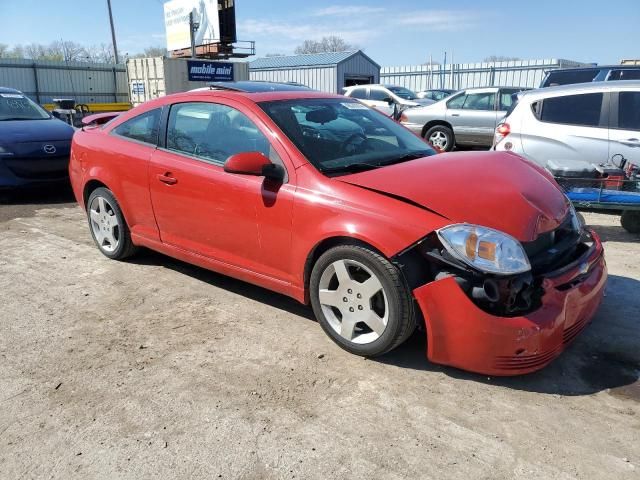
381,59,590,91
250,66,337,92
0,58,127,104
336,53,380,92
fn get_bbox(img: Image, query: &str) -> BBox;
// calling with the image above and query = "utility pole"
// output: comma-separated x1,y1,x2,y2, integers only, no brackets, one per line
189,10,200,59
106,0,119,64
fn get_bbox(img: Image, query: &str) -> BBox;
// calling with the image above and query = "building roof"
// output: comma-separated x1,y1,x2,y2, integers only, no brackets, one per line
250,50,379,70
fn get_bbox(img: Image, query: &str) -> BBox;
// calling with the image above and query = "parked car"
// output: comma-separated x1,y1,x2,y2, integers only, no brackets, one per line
400,86,526,151
343,84,434,117
493,81,640,168
540,65,640,88
69,82,606,376
417,89,456,101
0,87,75,189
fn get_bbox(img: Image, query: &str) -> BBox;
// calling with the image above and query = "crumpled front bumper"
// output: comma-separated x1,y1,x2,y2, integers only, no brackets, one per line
412,229,607,376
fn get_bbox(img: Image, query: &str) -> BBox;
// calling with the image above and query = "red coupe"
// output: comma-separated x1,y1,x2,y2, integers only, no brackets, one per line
69,82,607,375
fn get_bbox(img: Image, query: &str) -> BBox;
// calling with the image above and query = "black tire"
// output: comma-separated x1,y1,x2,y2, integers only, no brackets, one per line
309,245,415,357
86,187,138,260
424,125,455,152
621,210,640,234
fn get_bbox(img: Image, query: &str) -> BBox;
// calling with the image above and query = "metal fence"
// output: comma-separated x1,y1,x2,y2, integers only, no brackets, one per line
0,58,128,104
381,58,591,92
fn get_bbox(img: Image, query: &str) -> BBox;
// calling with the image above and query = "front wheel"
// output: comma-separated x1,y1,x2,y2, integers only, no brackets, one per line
309,245,415,357
425,125,454,152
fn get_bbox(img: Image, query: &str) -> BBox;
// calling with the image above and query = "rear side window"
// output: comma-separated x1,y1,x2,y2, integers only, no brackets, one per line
539,93,604,127
608,69,640,81
542,69,599,87
112,108,161,145
447,93,467,109
500,91,518,111
348,88,367,99
462,92,496,111
618,92,640,130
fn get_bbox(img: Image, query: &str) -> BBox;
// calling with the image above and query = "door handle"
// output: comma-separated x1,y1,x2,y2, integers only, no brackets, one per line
157,173,177,185
619,138,640,147
451,113,460,117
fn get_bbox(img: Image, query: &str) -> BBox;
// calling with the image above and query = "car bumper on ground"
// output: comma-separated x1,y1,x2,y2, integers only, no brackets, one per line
413,229,607,376
400,122,424,136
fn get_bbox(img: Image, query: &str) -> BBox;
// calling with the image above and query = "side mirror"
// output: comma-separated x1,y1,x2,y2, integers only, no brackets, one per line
383,97,394,105
224,151,285,182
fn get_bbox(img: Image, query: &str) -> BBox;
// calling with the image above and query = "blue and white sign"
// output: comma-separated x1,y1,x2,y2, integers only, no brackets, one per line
131,82,145,95
187,61,234,82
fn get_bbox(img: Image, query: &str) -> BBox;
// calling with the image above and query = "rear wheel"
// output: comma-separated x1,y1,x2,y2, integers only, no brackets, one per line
621,210,640,234
86,187,138,260
425,125,454,152
309,245,415,357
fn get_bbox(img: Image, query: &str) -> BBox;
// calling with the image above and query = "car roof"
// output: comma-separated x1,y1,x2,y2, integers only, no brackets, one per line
190,81,313,93
167,88,345,104
550,65,640,72
520,80,640,100
0,87,22,94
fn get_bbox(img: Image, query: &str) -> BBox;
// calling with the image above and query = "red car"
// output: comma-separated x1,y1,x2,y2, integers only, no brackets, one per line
69,82,607,376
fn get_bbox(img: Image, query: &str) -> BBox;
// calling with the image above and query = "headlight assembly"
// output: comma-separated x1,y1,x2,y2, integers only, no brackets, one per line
437,224,531,275
567,201,583,232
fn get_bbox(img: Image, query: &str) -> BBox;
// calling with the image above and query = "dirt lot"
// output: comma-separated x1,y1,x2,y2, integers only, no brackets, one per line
1,188,639,480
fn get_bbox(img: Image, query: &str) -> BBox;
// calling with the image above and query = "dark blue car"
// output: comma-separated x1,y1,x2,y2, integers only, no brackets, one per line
0,87,75,189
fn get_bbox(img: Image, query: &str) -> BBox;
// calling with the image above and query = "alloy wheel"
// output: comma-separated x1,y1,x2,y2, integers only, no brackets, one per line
317,259,389,344
89,196,120,253
429,130,449,149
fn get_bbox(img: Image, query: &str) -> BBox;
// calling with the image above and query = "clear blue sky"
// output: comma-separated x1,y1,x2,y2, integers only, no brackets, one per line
0,0,638,65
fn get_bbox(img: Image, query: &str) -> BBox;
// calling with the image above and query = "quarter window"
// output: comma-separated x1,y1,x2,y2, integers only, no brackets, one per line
112,108,161,145
608,69,640,81
618,92,640,130
166,102,277,166
540,93,604,127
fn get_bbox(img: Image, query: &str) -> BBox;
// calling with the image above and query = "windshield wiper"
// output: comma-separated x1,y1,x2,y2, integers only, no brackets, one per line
380,151,432,166
0,117,42,121
322,162,383,175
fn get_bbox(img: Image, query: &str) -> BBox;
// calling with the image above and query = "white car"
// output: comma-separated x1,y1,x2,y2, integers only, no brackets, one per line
493,81,640,168
343,84,434,116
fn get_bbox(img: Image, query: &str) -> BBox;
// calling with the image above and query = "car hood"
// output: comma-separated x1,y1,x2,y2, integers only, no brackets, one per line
403,98,435,107
0,118,75,144
336,151,569,242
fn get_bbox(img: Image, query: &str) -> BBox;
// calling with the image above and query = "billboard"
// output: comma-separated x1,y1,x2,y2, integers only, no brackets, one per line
187,60,234,82
164,0,220,51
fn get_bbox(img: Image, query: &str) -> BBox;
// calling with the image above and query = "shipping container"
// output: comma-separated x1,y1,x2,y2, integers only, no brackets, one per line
127,57,249,106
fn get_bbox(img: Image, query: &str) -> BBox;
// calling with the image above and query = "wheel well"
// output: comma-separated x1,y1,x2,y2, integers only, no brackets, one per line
421,120,453,139
303,236,384,303
83,180,108,207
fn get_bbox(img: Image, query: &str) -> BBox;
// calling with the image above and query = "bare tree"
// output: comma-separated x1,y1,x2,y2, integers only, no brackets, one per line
265,53,285,57
0,44,9,58
86,43,116,63
129,46,168,59
294,36,355,55
483,55,521,63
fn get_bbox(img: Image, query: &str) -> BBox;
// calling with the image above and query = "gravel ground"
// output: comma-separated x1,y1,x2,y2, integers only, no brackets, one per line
0,189,638,480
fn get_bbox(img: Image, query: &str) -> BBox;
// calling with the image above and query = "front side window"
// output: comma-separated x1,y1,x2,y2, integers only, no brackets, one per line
259,98,435,176
166,102,274,165
447,93,467,109
462,92,496,111
113,108,161,145
0,92,50,121
618,92,640,130
540,93,603,127
608,69,640,81
369,89,391,101
348,88,367,99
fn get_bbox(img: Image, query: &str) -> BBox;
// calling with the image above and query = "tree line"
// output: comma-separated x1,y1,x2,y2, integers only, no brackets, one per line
0,41,167,64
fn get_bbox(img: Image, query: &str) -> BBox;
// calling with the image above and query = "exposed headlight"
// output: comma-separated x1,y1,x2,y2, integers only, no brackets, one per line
568,201,583,232
437,224,531,275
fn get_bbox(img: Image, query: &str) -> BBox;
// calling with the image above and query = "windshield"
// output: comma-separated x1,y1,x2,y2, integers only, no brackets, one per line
387,86,419,100
259,98,436,175
0,93,50,121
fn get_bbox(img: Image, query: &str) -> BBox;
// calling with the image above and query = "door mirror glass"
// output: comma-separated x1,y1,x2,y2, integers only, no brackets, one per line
383,97,394,105
224,151,284,181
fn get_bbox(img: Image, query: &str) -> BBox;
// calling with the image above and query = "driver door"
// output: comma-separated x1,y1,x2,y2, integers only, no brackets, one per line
148,100,295,282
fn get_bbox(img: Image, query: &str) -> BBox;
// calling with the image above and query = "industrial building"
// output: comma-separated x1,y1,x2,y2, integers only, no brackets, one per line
249,50,381,93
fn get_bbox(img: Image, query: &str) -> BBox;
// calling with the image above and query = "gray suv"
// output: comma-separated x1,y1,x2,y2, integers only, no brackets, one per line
399,87,525,151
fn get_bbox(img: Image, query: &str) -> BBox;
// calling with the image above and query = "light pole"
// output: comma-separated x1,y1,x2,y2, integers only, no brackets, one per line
189,9,200,59
107,0,120,64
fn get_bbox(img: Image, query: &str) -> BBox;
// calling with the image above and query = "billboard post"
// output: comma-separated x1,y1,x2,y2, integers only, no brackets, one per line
164,0,220,52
